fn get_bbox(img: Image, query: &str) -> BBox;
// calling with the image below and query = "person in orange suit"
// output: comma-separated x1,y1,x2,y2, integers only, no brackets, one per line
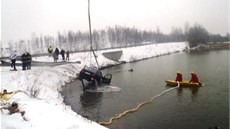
175,71,183,82
189,71,201,85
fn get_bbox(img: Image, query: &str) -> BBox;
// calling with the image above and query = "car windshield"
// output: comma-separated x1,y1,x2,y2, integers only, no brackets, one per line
84,66,98,74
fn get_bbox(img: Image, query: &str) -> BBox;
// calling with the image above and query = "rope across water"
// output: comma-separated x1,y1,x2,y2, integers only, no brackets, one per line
98,83,180,125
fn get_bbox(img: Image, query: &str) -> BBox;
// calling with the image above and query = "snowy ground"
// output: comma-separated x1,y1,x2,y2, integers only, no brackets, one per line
0,42,188,129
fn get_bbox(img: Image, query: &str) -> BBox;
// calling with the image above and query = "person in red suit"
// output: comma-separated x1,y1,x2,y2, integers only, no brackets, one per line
175,71,183,82
189,71,201,84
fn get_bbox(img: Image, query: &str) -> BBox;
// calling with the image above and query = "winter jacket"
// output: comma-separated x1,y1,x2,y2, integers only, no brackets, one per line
54,48,59,55
10,51,17,60
66,51,70,57
21,53,27,63
25,53,32,63
60,49,65,56
48,47,53,53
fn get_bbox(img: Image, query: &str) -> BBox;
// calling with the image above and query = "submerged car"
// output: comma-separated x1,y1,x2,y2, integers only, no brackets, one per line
78,66,112,90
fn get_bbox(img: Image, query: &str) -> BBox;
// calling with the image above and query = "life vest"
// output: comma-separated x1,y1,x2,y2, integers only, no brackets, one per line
190,74,199,83
175,73,183,82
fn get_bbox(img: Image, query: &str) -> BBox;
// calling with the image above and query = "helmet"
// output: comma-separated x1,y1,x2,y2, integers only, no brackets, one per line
191,71,195,74
3,89,7,93
11,102,18,107
176,71,180,74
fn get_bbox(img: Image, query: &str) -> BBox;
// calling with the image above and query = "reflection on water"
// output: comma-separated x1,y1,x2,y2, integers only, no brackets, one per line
80,92,103,107
176,86,199,95
176,86,199,102
79,92,103,120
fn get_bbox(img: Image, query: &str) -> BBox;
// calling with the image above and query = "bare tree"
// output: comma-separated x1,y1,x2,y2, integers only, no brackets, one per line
187,24,209,47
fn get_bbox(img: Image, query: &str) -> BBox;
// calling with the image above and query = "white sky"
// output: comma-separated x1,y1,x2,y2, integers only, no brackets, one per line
1,0,229,43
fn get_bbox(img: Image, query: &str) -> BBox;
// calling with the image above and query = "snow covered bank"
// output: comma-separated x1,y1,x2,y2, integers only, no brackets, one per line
113,42,187,62
0,65,108,129
0,42,188,129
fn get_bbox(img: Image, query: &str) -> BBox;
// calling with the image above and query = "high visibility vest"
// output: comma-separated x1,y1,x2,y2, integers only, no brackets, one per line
48,47,53,53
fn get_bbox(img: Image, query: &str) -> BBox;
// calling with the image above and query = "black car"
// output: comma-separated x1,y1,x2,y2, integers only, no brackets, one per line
78,66,112,90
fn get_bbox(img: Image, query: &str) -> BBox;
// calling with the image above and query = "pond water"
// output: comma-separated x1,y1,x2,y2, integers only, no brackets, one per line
61,50,229,129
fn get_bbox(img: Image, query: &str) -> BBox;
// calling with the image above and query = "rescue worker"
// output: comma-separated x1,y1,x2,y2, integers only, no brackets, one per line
189,71,201,84
0,89,13,96
175,71,183,82
0,102,27,121
0,89,21,100
48,45,53,56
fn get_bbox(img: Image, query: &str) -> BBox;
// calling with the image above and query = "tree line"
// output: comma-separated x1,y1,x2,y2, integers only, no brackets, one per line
6,23,230,54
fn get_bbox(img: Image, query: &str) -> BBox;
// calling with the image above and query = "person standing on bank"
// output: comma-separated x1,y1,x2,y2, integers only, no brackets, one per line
26,52,32,70
21,52,27,70
60,49,65,61
10,50,17,71
66,50,70,61
48,45,53,57
53,48,59,62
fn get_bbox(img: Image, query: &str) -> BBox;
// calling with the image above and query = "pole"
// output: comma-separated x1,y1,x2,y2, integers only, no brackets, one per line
88,0,100,68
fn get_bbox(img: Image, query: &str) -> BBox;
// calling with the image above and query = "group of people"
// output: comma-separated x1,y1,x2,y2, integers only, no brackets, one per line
9,50,32,71
175,71,201,84
9,45,70,71
48,46,70,62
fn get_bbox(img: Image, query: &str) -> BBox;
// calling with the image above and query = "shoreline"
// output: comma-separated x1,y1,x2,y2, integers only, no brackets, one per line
190,42,230,51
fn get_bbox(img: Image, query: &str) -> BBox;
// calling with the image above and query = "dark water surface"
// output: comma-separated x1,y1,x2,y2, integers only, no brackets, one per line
61,50,229,129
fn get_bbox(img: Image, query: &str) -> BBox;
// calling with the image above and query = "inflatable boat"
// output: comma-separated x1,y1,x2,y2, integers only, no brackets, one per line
165,80,204,87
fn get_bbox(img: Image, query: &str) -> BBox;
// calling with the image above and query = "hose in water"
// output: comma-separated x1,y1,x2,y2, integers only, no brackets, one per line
98,82,180,125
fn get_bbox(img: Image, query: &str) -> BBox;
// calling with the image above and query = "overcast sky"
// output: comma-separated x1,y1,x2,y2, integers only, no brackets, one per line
1,0,229,44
